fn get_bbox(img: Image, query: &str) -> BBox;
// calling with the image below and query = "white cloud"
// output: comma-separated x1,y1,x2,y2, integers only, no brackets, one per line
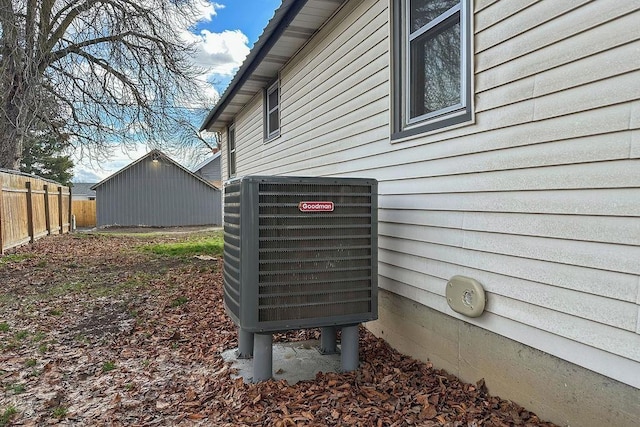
189,29,250,76
73,169,102,183
176,2,250,102
176,1,249,78
194,1,224,22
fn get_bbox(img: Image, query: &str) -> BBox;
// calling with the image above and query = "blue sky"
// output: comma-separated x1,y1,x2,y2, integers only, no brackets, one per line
191,0,283,96
73,0,282,182
207,0,282,92
201,1,282,48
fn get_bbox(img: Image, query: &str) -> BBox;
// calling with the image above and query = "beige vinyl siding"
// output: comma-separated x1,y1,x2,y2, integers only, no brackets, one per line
476,2,639,69
225,0,640,388
220,132,228,179
235,96,263,167
243,1,389,174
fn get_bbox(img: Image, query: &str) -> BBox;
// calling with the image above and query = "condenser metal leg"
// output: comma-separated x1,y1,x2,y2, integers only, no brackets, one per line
320,326,338,354
237,328,254,359
341,325,359,372
253,333,273,382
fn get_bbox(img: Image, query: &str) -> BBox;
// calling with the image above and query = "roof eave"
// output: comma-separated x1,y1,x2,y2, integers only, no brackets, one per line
199,0,304,132
200,0,347,133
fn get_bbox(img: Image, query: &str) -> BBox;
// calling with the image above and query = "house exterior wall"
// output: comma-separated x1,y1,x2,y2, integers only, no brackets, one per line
70,183,96,201
95,156,221,227
220,0,640,424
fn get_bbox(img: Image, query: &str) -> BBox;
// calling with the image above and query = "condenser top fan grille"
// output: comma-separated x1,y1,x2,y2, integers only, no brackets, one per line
223,175,378,333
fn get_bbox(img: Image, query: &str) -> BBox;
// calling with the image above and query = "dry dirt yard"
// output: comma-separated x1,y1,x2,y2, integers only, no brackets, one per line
0,230,558,426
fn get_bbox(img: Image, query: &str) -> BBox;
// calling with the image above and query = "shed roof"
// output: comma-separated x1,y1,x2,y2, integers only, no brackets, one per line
90,149,220,191
191,150,221,173
200,0,347,132
71,182,97,197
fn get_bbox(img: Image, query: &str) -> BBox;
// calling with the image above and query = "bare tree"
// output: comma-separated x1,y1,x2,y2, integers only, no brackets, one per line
0,0,217,169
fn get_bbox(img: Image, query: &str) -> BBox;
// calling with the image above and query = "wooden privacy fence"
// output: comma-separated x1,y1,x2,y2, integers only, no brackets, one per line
0,169,71,254
72,200,96,227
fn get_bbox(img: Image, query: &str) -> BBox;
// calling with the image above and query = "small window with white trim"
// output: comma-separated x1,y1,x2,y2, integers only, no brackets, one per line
227,123,236,178
392,0,472,140
265,80,280,140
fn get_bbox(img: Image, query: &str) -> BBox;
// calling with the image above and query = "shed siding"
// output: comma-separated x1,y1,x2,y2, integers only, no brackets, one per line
96,156,221,227
222,0,640,388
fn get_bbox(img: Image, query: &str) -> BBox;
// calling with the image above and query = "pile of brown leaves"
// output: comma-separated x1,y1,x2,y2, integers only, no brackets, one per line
0,231,557,426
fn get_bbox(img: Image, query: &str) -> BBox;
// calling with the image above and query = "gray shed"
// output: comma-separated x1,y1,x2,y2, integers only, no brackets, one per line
90,149,221,227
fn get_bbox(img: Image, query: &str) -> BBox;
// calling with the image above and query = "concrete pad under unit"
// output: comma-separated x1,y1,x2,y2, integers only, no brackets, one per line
221,339,342,384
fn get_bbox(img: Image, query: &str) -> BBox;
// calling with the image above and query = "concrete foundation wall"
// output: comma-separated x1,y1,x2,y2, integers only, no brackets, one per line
366,289,640,427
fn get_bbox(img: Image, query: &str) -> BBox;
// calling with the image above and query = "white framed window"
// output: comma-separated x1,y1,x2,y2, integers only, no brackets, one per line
392,0,472,140
227,123,236,178
265,80,280,140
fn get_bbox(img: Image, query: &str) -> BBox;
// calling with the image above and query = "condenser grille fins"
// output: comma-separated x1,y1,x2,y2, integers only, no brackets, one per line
259,301,372,323
256,182,374,323
223,181,242,320
223,176,378,332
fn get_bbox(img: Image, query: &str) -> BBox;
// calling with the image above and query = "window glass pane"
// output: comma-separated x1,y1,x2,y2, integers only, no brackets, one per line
228,129,235,150
268,110,279,133
228,126,236,176
410,20,460,118
268,87,279,109
229,151,236,175
411,0,459,32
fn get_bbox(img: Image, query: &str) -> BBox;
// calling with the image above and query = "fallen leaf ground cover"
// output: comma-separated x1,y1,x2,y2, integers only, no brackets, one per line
0,230,558,426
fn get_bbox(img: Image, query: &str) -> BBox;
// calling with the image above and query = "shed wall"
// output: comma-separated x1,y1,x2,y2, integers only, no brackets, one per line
96,156,221,227
219,0,640,400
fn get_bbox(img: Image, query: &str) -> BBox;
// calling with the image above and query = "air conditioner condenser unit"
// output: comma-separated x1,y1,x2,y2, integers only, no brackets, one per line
223,175,378,381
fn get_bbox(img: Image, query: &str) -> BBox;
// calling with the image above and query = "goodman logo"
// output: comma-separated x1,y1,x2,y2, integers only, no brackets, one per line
299,201,334,212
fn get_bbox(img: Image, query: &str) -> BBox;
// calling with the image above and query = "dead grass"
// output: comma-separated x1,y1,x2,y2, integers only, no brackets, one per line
0,230,557,426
